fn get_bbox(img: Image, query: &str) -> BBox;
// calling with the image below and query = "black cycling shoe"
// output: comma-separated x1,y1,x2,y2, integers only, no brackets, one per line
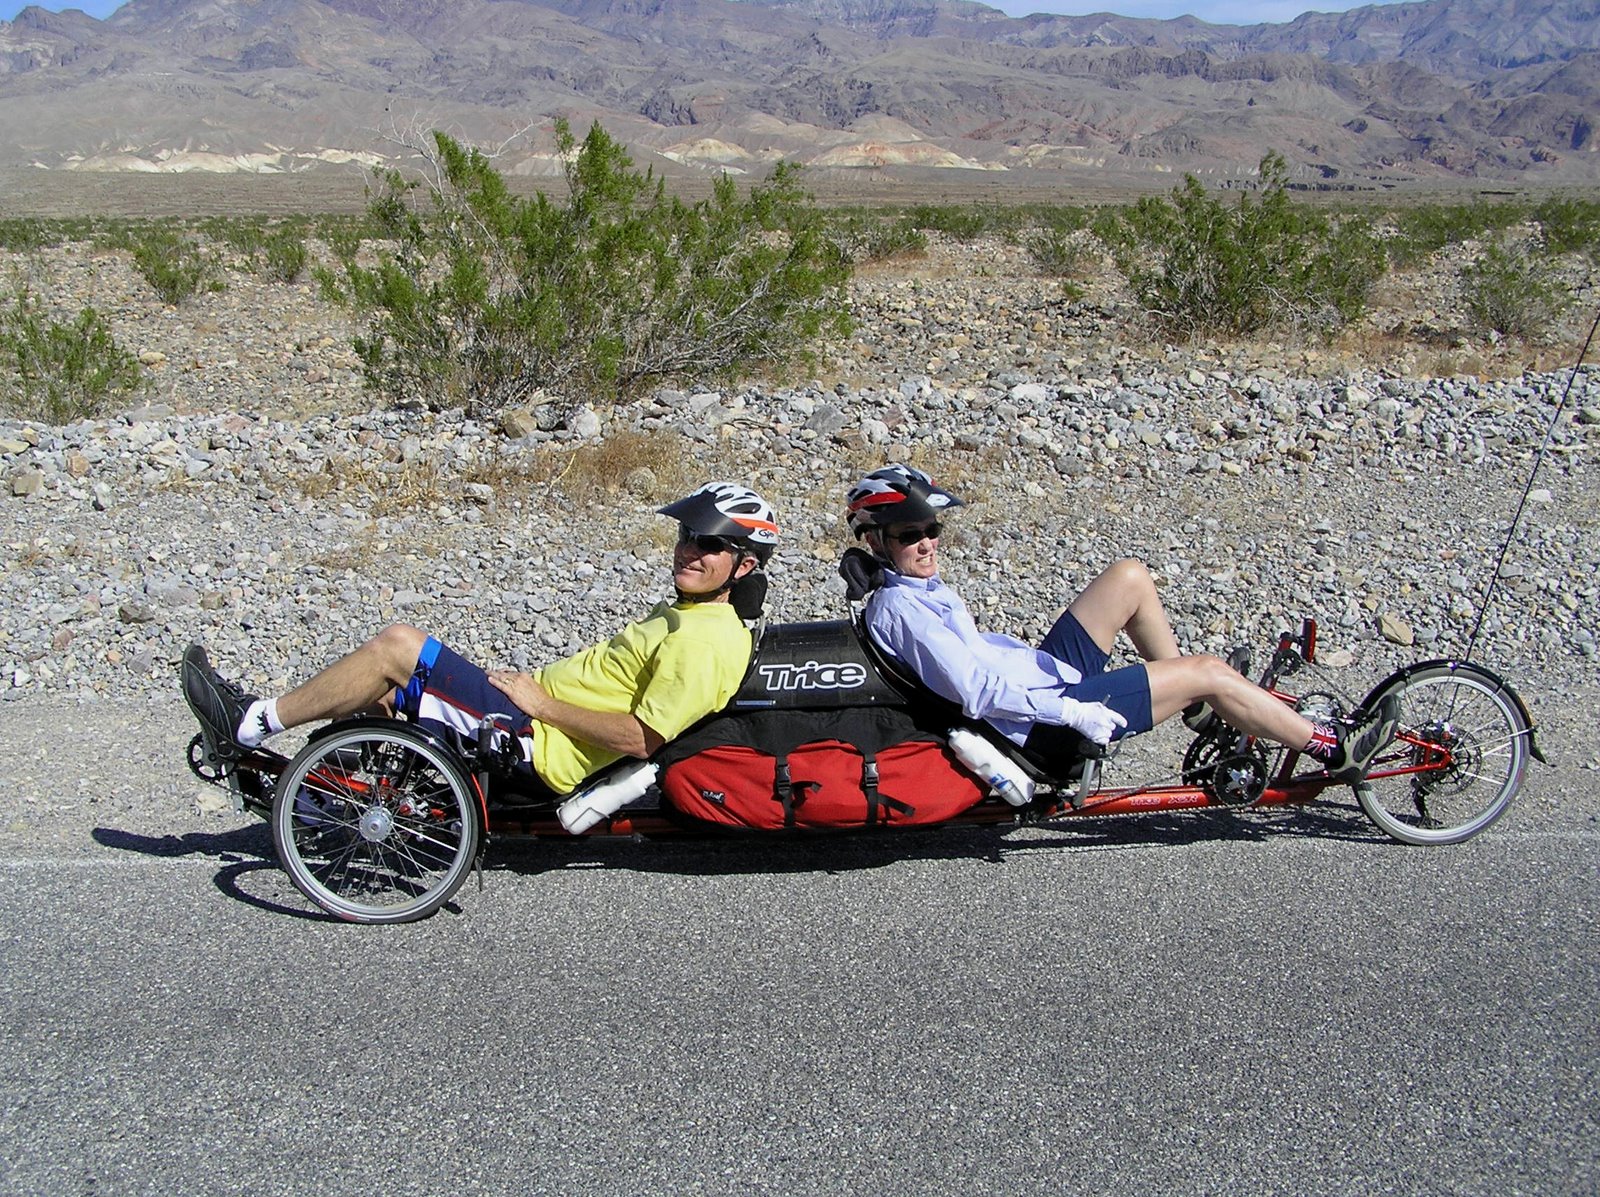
181,643,257,765
1182,645,1253,734
1326,694,1402,783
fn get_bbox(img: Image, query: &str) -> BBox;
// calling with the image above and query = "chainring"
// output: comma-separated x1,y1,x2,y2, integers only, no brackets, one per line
1182,731,1270,807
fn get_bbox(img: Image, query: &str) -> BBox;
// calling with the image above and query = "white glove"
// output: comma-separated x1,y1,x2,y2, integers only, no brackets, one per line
1062,698,1128,746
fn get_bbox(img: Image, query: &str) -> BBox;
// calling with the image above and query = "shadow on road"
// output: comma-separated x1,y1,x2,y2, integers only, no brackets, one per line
90,824,346,922
486,798,1383,879
90,798,1382,920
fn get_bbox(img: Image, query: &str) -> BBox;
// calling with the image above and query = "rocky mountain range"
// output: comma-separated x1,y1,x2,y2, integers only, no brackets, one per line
1,0,1596,191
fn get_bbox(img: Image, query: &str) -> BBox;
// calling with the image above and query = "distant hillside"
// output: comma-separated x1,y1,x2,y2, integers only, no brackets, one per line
0,0,1594,187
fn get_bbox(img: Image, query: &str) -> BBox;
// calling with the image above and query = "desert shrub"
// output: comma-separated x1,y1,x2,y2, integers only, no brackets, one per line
1533,195,1600,259
1461,242,1571,339
906,203,1017,241
1024,227,1092,278
1020,204,1092,236
0,290,144,423
90,220,143,253
1094,151,1386,338
262,228,309,283
1388,200,1528,267
827,210,928,262
311,213,375,261
200,216,267,260
323,121,851,413
554,428,696,502
129,227,220,305
0,220,59,252
0,218,107,251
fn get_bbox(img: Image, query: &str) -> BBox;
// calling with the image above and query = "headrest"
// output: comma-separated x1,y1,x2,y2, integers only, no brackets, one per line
838,547,887,602
730,571,768,622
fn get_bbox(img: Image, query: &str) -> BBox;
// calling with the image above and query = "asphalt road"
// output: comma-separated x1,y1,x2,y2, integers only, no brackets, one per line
1,696,1596,1196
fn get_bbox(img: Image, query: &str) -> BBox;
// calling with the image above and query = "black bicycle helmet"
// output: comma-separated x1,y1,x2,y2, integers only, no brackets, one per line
658,481,781,566
845,464,964,539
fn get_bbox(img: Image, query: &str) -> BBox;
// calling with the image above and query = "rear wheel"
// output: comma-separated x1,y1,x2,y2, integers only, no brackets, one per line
1354,662,1530,846
271,723,481,923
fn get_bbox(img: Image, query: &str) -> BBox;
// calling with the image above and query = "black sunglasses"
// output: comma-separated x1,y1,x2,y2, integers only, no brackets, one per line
678,525,738,555
886,522,942,546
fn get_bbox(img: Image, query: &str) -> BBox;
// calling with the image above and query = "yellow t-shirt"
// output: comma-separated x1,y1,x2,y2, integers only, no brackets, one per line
530,599,753,794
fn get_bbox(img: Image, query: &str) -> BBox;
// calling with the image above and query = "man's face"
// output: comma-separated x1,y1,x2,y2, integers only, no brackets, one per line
673,530,754,598
877,520,941,579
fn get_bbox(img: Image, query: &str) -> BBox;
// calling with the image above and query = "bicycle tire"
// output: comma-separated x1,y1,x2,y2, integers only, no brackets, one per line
1354,661,1530,846
271,723,481,923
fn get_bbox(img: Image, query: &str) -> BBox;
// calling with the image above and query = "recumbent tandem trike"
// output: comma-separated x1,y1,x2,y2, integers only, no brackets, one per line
183,567,1542,925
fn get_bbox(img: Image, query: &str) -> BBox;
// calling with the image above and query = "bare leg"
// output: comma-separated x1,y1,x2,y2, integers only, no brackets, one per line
274,624,428,730
1146,655,1315,749
1066,558,1182,662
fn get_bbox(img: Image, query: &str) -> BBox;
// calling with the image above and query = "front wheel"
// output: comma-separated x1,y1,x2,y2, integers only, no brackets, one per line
1354,661,1531,846
271,723,482,923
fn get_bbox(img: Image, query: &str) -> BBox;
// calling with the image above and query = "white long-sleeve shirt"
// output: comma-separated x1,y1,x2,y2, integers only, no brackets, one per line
865,571,1082,747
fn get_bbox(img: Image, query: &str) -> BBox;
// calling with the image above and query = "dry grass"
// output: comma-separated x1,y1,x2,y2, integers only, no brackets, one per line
546,429,696,504
290,427,697,516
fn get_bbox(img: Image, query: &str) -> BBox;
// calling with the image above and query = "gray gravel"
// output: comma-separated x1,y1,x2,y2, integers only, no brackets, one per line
2,233,1597,738
3,353,1597,703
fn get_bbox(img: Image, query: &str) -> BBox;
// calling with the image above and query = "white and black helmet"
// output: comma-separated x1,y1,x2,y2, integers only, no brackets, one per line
845,464,963,539
658,482,781,565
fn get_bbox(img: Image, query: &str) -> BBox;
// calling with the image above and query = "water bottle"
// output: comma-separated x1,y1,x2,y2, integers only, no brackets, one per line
557,761,660,834
946,727,1035,807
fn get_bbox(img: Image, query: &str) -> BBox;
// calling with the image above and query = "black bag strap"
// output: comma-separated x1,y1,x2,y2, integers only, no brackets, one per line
773,754,794,828
772,754,822,829
861,752,913,827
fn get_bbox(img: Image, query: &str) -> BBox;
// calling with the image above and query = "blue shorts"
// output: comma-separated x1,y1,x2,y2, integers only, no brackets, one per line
1026,610,1153,759
394,637,556,796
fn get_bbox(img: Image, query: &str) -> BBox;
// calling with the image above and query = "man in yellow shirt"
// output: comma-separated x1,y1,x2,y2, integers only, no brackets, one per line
183,482,779,801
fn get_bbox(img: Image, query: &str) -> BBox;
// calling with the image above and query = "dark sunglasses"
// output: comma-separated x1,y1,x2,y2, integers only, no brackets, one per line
887,522,942,546
678,525,737,555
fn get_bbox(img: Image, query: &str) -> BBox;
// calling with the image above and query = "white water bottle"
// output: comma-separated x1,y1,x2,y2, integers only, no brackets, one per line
557,761,660,834
946,727,1036,807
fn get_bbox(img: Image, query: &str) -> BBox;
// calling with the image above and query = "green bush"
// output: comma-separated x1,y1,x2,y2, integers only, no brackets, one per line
1533,195,1600,259
312,213,375,261
827,211,928,263
0,220,58,252
1461,242,1571,339
1019,204,1092,237
0,291,145,423
200,216,267,261
906,203,1018,241
1024,227,1092,279
0,218,103,251
323,122,851,412
130,228,220,305
263,228,309,283
1095,151,1386,338
1389,200,1528,267
90,220,142,253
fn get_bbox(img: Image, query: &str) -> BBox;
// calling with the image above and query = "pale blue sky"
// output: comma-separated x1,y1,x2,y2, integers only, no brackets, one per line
0,1,1414,26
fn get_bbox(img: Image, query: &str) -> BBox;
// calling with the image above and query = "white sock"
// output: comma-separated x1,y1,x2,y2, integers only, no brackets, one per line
236,698,284,748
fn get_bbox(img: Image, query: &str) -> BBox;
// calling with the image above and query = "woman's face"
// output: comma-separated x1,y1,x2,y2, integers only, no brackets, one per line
878,521,941,579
